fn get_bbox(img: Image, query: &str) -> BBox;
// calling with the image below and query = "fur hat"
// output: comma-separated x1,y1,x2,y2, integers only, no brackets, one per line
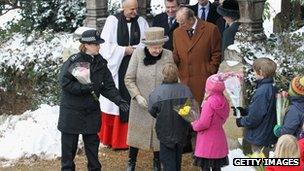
205,74,226,93
142,27,169,45
217,0,240,20
79,29,104,44
288,76,304,96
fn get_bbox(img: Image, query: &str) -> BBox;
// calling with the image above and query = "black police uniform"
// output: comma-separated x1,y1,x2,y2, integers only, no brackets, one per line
58,51,127,171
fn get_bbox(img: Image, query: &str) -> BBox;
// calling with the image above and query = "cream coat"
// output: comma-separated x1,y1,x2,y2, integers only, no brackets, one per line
124,47,175,151
99,15,149,115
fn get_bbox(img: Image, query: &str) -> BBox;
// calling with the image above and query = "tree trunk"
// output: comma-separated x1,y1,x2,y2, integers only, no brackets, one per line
273,0,291,33
293,0,303,28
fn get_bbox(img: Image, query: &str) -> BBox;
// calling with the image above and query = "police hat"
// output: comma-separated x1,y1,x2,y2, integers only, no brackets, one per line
79,29,105,44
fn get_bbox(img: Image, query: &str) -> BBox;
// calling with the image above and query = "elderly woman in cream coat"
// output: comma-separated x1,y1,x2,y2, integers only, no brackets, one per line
125,27,175,171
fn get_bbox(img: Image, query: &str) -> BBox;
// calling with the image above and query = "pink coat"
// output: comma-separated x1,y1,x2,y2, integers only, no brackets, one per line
192,93,229,158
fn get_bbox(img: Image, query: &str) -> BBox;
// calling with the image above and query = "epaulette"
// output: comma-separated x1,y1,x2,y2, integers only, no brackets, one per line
69,53,81,62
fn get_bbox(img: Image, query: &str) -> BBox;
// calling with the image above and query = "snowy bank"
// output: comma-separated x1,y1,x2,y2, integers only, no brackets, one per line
0,105,255,170
0,105,61,160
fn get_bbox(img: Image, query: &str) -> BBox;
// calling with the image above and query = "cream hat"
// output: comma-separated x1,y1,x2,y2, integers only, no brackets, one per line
142,27,169,45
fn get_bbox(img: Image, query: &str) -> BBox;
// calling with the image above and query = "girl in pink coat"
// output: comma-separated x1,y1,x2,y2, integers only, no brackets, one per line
192,73,230,171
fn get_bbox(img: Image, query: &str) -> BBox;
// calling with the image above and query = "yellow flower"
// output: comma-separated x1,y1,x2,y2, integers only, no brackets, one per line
179,106,191,116
248,152,265,158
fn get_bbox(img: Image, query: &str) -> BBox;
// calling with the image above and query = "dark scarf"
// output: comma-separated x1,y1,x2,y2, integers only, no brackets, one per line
114,12,140,46
143,47,162,66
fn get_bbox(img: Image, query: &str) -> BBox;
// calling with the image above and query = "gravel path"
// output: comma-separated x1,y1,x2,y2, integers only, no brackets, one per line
1,147,200,171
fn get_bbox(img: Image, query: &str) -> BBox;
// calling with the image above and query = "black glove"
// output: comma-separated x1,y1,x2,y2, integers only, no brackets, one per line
231,107,247,117
236,118,243,127
119,100,129,112
118,99,130,123
237,107,247,116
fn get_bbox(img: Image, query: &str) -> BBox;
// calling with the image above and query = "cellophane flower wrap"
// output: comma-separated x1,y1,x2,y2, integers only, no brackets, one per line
223,72,244,118
276,91,289,125
68,62,98,101
174,98,200,123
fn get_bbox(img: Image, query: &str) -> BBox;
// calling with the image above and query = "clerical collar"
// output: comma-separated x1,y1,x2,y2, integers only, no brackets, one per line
198,1,210,10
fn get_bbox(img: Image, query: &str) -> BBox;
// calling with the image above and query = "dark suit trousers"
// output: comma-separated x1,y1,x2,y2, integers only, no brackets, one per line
61,132,101,171
160,142,183,171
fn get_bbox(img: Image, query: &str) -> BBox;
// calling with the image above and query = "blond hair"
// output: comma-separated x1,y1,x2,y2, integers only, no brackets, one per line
274,134,300,158
252,57,277,78
162,63,179,83
79,44,86,53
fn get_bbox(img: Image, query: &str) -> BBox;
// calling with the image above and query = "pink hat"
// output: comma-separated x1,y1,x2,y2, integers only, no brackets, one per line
205,72,243,93
205,74,226,93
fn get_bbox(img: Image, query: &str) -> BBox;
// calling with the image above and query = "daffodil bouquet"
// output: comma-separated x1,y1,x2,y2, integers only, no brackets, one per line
247,150,266,171
174,98,200,123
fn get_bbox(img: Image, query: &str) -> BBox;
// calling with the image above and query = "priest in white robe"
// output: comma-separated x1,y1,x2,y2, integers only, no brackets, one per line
98,0,149,149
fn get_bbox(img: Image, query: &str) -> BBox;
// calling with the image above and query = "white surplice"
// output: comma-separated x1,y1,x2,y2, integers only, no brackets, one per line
99,15,149,116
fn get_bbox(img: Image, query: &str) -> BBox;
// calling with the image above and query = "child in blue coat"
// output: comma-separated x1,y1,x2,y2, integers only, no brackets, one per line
274,75,304,138
235,57,278,157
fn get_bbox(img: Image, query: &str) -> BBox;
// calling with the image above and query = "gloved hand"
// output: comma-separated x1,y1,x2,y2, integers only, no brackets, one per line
236,117,243,127
118,99,130,123
273,124,282,137
135,95,148,108
119,100,130,113
231,107,247,117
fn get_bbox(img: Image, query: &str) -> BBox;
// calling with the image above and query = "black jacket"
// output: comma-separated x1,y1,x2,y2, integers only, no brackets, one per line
152,13,179,51
148,82,193,149
222,22,240,59
189,2,221,25
58,52,123,134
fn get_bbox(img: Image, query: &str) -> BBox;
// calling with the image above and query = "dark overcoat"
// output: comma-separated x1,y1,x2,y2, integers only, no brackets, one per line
222,22,240,59
189,2,221,24
152,12,179,51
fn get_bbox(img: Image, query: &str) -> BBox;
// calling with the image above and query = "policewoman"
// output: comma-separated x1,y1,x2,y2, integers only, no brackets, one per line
58,29,129,171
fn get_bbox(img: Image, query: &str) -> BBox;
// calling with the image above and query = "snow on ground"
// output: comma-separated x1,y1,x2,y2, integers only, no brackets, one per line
0,105,61,160
0,9,21,29
0,1,289,170
0,104,255,170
